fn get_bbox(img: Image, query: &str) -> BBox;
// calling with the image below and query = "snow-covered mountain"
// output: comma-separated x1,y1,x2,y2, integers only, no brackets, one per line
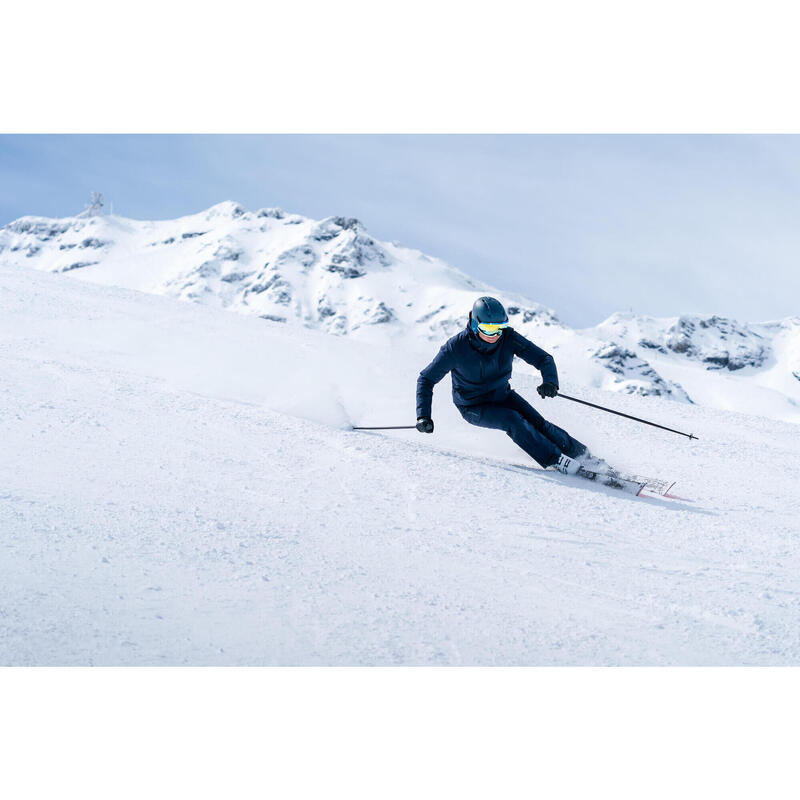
2,201,800,423
0,200,558,338
577,311,800,421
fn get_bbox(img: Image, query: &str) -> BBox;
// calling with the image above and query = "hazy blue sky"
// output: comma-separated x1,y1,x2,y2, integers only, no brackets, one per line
2,134,799,327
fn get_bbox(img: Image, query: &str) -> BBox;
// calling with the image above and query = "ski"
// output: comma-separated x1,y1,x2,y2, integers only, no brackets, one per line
583,461,677,498
627,474,675,497
574,466,646,496
579,455,673,498
609,471,690,501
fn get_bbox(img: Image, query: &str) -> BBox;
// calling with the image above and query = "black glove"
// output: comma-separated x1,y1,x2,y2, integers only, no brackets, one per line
416,416,434,433
537,382,558,399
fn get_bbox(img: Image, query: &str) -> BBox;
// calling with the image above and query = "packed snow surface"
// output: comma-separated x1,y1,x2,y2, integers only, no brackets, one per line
2,263,799,665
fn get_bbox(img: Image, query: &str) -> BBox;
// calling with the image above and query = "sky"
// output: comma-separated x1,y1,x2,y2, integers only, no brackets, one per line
2,134,800,328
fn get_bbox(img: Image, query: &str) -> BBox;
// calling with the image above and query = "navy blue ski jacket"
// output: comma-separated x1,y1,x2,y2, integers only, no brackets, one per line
416,324,559,418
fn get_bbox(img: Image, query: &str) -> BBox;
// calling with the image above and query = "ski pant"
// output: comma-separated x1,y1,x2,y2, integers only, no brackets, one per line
456,389,586,468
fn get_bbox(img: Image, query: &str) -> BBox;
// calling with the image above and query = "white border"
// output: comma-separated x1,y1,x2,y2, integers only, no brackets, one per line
2,667,798,798
4,1,800,132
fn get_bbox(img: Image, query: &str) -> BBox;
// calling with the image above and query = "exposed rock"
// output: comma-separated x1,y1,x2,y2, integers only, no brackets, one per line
213,243,243,261
323,229,391,277
59,261,99,273
665,315,770,370
517,306,559,326
276,246,316,272
326,255,365,279
195,261,220,278
81,238,108,249
638,338,668,354
220,271,254,283
593,343,692,402
328,314,347,336
269,284,293,305
331,216,360,230
7,219,73,239
247,275,279,294
245,273,293,304
312,216,362,242
416,305,447,324
257,208,285,220
312,219,344,242
366,302,395,324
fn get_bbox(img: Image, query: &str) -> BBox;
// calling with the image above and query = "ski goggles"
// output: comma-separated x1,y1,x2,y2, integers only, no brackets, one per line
476,321,509,335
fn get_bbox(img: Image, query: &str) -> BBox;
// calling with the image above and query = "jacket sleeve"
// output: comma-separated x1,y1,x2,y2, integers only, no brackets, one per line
416,343,455,418
511,330,559,387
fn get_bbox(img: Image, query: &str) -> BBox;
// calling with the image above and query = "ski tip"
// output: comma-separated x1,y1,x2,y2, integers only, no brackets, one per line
663,492,694,502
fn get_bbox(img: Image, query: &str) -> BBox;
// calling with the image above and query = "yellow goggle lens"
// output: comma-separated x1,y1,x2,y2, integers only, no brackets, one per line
478,322,508,334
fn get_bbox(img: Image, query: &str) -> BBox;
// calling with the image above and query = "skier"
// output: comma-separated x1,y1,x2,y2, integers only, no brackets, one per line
415,296,593,475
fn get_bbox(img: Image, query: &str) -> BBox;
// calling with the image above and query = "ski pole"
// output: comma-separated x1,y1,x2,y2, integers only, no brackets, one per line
351,425,417,430
556,392,698,440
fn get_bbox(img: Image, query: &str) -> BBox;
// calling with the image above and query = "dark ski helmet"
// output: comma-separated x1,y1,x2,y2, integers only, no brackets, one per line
470,296,509,337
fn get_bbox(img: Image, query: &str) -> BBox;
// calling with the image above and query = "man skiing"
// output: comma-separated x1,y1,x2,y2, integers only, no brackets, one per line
415,296,591,475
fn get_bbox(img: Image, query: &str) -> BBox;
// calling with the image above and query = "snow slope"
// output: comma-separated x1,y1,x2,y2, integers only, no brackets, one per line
3,202,800,423
2,263,799,665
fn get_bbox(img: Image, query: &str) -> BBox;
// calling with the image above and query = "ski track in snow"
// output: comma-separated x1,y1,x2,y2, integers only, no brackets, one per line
1,264,800,665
